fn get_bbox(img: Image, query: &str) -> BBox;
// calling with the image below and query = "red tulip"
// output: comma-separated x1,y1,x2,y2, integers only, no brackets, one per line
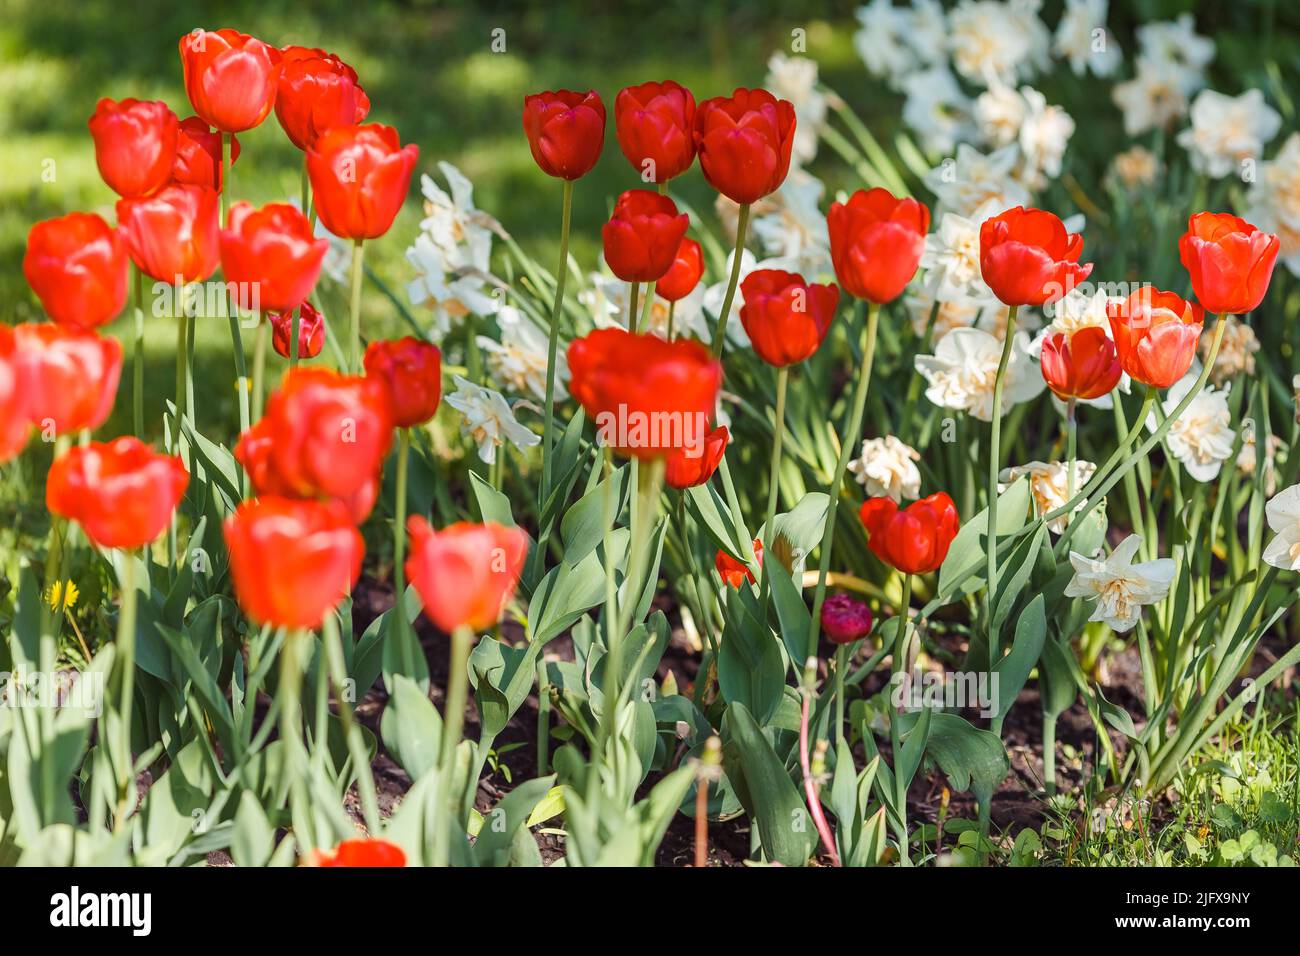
979,206,1092,307
235,367,393,522
46,438,188,550
363,336,442,428
716,539,762,588
1106,287,1205,389
404,518,530,633
307,124,419,240
1178,212,1280,315
224,496,363,630
219,201,329,313
11,323,121,436
859,492,959,576
614,80,696,183
1039,327,1122,401
116,183,220,284
306,837,406,868
87,98,178,198
567,329,722,461
275,46,370,151
522,89,606,181
601,189,689,283
665,424,728,489
179,28,282,133
693,88,795,205
820,593,874,645
827,189,930,304
739,269,840,367
656,237,704,302
270,301,326,359
172,117,241,192
23,213,128,329
0,327,30,464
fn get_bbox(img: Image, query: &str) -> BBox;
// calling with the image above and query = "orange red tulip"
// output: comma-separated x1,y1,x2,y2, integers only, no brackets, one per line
979,206,1092,307
404,518,530,634
11,323,121,436
1039,327,1122,401
859,492,959,576
1178,212,1279,315
738,269,840,367
87,98,178,198
307,123,418,240
116,183,220,284
219,201,328,313
1106,287,1205,389
23,213,128,329
827,188,929,305
275,46,370,151
179,29,282,133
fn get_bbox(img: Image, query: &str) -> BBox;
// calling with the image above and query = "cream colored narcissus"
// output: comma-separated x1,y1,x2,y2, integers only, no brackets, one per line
914,326,1045,421
1262,484,1300,572
1065,534,1175,633
848,435,922,503
1000,460,1097,534
1145,364,1235,482
444,374,540,465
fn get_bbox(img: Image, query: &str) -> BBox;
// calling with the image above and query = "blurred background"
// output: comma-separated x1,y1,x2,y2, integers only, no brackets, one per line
1,0,1297,438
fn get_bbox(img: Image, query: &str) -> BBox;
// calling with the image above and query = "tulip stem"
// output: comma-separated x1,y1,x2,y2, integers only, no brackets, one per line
666,300,676,341
113,551,138,831
434,624,475,866
832,642,848,745
757,366,788,627
278,630,316,847
806,300,879,660
985,304,1018,663
289,308,302,371
322,612,381,834
132,267,144,438
540,179,574,506
639,282,655,332
349,239,366,375
389,428,419,678
1065,398,1078,511
892,570,913,865
628,282,641,333
252,315,268,422
711,203,750,357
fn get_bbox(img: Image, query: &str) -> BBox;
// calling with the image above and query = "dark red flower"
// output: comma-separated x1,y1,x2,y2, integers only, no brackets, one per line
820,593,874,645
739,269,839,367
522,89,606,181
270,301,326,359
693,88,795,204
601,189,689,283
614,80,696,183
23,213,128,329
859,492,959,576
363,336,442,428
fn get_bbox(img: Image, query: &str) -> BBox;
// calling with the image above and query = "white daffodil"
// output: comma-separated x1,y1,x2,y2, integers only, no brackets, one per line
1112,56,1192,137
476,306,565,402
1065,534,1175,633
853,0,917,90
920,199,1002,303
1135,14,1214,89
949,0,1049,87
749,172,833,279
904,0,949,67
1107,145,1162,192
1237,431,1282,498
765,53,826,167
848,436,922,502
1000,460,1097,534
1200,316,1259,385
1016,87,1075,188
923,143,1029,219
915,327,1045,422
901,66,976,156
1146,364,1235,482
974,83,1027,149
444,374,540,465
1263,483,1300,572
1246,133,1300,278
1177,89,1281,180
418,162,502,266
1053,0,1121,78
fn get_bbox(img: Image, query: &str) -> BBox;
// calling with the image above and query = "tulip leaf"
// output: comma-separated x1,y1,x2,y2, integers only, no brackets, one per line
936,477,1031,602
381,674,442,780
685,482,747,562
993,594,1047,720
559,464,628,568
716,589,785,727
720,702,814,867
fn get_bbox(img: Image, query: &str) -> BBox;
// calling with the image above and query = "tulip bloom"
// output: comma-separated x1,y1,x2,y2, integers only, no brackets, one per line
1178,212,1280,315
0,328,30,464
693,88,795,205
116,183,220,284
219,201,328,313
656,237,704,302
1106,288,1205,389
567,329,722,461
739,269,840,367
23,213,128,329
363,337,442,428
46,438,188,550
307,124,419,240
665,424,728,489
522,89,606,181
716,539,763,588
179,28,282,133
859,492,959,576
404,518,530,634
979,206,1092,307
820,593,874,645
224,497,364,631
172,117,240,191
271,302,326,359
11,323,121,435
275,46,370,151
1039,327,1122,401
601,190,689,283
614,80,696,183
87,98,178,198
235,367,393,521
827,189,930,304
307,838,406,868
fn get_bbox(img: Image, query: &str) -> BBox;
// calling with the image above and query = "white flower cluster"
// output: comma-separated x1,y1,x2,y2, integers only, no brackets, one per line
1112,13,1213,136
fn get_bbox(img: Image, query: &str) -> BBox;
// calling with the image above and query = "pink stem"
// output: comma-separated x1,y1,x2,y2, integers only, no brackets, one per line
799,692,842,867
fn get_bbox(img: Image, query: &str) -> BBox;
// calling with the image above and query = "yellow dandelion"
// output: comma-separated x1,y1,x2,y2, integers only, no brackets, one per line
45,579,80,612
